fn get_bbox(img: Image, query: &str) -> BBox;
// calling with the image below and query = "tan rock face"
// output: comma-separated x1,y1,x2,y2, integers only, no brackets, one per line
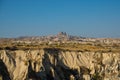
0,49,120,80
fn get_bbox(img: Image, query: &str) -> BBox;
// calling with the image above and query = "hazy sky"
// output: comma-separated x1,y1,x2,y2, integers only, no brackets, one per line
0,0,120,38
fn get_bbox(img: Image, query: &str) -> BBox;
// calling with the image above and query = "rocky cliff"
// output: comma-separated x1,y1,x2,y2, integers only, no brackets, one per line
0,48,120,80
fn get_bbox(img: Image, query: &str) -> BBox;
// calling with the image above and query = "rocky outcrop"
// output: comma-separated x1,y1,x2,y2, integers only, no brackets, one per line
0,49,120,80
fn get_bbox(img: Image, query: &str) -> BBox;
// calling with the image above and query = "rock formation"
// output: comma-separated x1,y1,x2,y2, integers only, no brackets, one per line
0,48,120,80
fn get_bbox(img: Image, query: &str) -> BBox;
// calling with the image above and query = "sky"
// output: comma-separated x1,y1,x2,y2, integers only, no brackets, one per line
0,0,120,38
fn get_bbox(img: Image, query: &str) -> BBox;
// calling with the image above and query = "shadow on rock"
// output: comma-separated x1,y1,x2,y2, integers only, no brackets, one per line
0,59,11,80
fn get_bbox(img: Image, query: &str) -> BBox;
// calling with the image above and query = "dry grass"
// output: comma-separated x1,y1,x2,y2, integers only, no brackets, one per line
0,41,120,53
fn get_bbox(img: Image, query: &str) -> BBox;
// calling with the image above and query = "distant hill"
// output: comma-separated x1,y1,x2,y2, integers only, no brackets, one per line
15,32,85,42
0,32,120,44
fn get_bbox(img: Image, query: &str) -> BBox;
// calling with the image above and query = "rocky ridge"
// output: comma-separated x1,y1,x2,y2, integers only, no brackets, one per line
0,48,120,80
0,32,120,80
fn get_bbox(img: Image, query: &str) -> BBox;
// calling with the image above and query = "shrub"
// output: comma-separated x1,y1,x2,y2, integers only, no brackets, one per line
91,72,103,80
